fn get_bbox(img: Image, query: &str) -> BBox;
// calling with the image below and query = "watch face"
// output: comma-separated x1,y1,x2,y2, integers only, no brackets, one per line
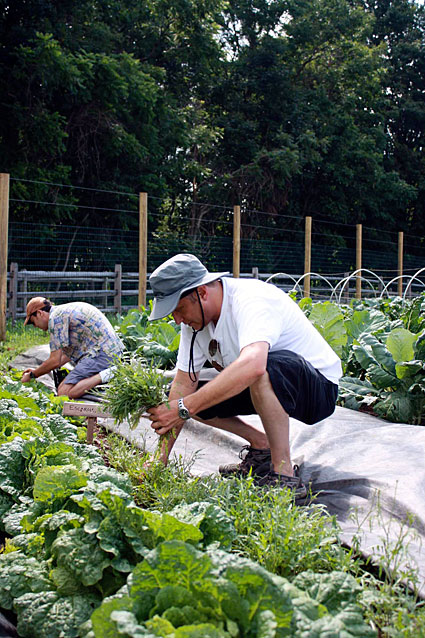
178,399,190,419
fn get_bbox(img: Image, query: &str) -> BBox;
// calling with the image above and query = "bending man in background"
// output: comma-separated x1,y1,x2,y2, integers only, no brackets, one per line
21,297,122,398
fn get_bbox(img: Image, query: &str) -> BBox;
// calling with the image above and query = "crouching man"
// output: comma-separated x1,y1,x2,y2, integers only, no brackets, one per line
147,254,342,497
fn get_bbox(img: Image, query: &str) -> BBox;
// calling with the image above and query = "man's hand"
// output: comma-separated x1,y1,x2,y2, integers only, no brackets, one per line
21,369,36,383
147,399,183,436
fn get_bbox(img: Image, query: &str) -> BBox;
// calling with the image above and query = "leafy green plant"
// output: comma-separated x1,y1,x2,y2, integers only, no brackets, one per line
115,307,180,369
102,356,169,428
339,328,425,424
307,301,348,358
0,319,49,373
0,376,424,638
298,296,425,425
82,539,375,638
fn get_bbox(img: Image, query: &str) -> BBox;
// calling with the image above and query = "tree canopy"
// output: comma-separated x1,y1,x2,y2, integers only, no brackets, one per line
1,0,424,262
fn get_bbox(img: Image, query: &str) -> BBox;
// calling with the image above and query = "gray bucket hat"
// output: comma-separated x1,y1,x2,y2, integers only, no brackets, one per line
149,253,229,320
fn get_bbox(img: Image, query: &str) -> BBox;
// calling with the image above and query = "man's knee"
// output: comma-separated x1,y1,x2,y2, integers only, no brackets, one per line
249,369,274,400
57,382,75,398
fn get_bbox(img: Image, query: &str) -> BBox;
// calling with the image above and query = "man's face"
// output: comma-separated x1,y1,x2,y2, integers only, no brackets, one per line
30,310,49,331
172,290,204,330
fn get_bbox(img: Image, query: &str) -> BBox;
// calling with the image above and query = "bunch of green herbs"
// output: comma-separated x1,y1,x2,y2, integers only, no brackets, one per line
102,356,169,428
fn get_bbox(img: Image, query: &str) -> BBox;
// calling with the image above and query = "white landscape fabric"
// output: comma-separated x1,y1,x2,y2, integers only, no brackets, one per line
289,407,425,596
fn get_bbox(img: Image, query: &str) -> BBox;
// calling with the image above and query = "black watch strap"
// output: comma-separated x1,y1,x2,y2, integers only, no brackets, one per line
29,371,36,379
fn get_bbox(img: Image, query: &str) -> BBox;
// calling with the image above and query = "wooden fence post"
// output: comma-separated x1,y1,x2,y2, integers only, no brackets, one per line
8,262,18,324
398,231,404,297
22,270,28,313
114,263,122,315
233,205,241,277
138,192,148,309
356,224,362,300
0,174,9,342
304,216,312,297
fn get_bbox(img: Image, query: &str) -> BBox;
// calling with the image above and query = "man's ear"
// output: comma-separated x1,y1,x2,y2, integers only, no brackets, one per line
198,285,208,300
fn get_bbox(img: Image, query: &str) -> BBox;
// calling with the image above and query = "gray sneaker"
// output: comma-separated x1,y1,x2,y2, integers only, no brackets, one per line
256,464,308,499
219,446,271,477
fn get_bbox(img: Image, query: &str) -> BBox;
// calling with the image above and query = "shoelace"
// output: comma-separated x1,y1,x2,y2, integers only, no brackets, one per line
238,445,251,460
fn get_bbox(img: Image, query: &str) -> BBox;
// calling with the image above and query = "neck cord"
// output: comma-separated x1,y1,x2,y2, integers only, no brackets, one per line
188,289,205,383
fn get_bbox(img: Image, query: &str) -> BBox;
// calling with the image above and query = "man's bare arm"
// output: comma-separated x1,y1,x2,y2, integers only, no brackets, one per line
21,349,64,383
148,342,269,443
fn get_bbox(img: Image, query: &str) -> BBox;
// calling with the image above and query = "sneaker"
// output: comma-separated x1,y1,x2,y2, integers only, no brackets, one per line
256,464,308,499
219,445,271,477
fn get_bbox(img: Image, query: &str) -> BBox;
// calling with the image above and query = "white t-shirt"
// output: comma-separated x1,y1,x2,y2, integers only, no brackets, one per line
176,277,342,384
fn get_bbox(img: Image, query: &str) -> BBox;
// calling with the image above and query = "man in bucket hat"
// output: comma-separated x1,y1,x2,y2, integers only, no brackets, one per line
21,297,123,398
147,254,342,496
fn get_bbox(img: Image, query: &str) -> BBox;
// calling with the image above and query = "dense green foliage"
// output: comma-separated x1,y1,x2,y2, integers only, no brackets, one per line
303,294,425,424
0,377,380,638
1,320,425,635
1,0,424,255
116,307,180,370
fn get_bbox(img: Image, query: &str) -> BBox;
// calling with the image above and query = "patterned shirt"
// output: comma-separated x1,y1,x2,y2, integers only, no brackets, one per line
48,302,123,365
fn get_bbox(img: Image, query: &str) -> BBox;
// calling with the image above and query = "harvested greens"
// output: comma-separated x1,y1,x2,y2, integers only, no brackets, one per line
102,357,169,428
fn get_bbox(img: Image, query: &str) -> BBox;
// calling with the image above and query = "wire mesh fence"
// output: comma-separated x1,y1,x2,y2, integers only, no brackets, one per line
8,220,425,277
5,175,425,296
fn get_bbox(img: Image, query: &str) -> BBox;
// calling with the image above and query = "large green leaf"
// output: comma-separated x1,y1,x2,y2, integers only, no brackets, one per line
169,502,236,550
359,333,396,375
395,360,424,380
386,328,417,363
308,302,347,357
0,551,54,609
130,541,212,594
345,309,389,341
51,528,112,587
354,334,398,389
14,590,100,638
293,571,361,613
353,346,397,389
373,392,417,424
90,596,136,638
296,604,376,637
0,437,27,498
33,464,88,503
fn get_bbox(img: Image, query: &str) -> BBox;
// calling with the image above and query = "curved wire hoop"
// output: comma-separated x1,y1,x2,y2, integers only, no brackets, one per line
265,267,425,302
265,272,302,294
403,267,425,300
330,269,385,305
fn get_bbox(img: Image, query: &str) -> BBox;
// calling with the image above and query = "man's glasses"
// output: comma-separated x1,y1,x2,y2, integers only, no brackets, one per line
209,339,224,371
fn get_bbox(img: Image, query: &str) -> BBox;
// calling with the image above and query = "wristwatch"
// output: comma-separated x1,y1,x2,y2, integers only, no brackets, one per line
29,371,36,379
177,398,190,420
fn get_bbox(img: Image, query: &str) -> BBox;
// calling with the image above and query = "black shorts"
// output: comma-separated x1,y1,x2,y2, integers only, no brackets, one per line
196,350,338,425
